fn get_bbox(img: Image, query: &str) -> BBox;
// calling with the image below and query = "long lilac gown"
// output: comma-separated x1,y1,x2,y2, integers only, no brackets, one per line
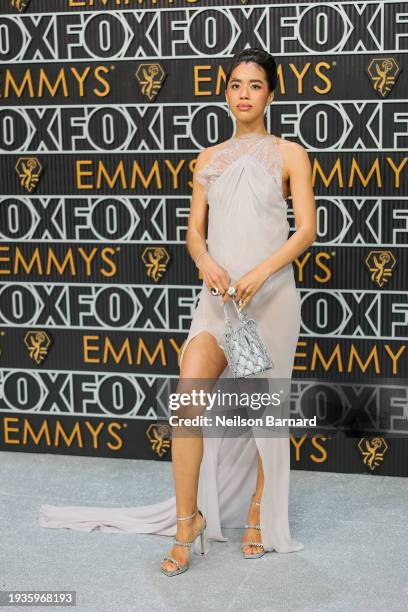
39,132,304,556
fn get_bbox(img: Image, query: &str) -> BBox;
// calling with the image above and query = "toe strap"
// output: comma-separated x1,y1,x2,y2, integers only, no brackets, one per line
162,555,181,569
245,524,261,530
242,542,264,548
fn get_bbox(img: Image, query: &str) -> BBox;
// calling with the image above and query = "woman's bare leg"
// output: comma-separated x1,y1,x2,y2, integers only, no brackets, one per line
254,452,264,499
242,453,265,555
161,331,227,572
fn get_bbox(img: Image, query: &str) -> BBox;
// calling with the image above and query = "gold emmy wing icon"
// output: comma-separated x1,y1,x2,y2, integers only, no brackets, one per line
358,436,389,471
10,0,30,12
15,157,43,193
365,250,396,288
146,423,171,458
366,58,401,97
24,331,52,365
141,247,170,282
135,63,167,101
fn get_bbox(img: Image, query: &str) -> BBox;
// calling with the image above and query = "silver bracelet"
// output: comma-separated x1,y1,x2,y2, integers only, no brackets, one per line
195,249,208,268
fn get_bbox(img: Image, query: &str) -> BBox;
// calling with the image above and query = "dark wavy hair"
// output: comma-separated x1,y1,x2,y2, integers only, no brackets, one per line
225,47,277,93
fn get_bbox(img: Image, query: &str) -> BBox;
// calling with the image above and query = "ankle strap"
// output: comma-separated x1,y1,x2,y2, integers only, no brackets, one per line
176,509,197,521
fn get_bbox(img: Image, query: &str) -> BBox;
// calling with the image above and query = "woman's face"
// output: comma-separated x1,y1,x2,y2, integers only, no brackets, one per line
225,61,274,122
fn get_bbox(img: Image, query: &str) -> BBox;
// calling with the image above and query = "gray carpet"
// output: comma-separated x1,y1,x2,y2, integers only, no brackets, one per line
1,451,407,612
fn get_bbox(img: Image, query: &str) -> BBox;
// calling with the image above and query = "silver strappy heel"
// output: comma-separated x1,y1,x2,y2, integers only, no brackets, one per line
161,508,207,577
242,494,266,559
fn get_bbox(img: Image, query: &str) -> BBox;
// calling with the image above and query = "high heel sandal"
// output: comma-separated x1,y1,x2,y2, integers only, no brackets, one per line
161,508,207,577
241,494,266,559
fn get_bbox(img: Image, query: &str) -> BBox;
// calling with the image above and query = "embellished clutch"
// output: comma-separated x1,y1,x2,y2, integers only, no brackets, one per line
221,298,274,379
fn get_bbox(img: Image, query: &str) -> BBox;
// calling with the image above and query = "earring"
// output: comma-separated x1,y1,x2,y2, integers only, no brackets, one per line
227,105,231,118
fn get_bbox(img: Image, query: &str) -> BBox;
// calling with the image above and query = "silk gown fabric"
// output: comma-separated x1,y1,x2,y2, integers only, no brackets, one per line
39,132,304,556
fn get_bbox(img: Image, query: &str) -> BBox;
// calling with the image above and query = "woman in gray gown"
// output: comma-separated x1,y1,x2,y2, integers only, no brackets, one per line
39,47,317,577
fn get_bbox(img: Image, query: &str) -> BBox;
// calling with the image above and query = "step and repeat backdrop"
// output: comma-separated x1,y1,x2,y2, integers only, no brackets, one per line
0,0,407,475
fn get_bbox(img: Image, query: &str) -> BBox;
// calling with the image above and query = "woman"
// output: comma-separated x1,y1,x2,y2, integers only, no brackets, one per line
160,47,316,576
39,47,316,577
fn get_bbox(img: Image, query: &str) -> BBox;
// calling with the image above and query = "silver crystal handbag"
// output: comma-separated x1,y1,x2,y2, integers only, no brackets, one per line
221,298,274,379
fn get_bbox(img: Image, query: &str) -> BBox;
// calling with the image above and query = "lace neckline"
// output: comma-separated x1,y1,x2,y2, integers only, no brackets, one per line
195,130,283,199
231,131,270,140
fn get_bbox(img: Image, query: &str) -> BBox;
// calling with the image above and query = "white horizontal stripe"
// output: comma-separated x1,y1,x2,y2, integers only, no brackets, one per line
0,323,405,340
0,281,405,291
0,239,406,246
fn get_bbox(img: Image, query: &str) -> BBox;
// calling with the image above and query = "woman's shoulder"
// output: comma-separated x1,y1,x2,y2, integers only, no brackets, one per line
274,135,306,154
274,136,310,173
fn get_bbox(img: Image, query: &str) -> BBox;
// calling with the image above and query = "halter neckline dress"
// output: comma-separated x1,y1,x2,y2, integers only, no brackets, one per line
38,131,304,556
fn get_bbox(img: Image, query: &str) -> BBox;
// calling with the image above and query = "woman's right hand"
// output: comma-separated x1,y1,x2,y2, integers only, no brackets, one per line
198,253,231,297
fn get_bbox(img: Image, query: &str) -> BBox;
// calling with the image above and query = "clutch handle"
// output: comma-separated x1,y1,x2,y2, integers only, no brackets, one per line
223,298,249,330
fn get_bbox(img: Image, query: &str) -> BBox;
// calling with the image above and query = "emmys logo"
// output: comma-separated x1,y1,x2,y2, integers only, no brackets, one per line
358,436,389,471
135,63,166,101
10,0,30,11
15,157,43,193
365,250,396,287
141,247,170,282
366,58,401,97
146,423,171,457
24,331,52,365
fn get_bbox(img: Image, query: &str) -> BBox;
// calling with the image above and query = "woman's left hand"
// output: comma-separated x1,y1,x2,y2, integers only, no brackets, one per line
222,265,270,310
